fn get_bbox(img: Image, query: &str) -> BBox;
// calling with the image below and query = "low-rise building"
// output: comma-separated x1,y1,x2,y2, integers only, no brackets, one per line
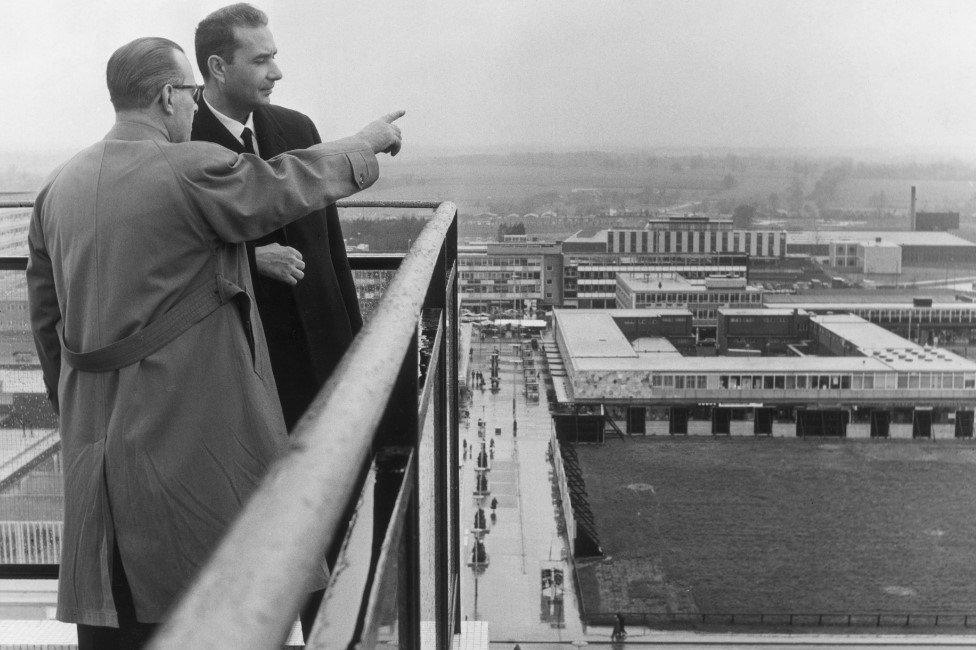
551,308,976,440
615,272,763,337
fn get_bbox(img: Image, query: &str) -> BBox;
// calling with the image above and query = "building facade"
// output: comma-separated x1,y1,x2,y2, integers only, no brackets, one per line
552,308,976,439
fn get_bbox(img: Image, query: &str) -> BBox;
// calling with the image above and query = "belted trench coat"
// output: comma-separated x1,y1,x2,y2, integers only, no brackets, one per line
26,120,378,626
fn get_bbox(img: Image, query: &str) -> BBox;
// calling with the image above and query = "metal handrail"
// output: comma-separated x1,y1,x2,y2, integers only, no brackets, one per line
148,200,457,649
0,199,443,210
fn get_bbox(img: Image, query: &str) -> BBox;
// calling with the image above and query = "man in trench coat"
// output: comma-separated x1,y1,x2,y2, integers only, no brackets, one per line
26,36,402,646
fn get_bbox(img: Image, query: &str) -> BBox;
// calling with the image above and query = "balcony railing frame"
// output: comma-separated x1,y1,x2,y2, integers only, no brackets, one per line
0,199,460,649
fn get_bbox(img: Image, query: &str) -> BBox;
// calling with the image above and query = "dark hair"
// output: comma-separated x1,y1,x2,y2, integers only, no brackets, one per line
106,37,186,111
195,3,268,80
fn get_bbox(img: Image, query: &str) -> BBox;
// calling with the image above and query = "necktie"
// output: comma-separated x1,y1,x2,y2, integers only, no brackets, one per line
241,127,256,154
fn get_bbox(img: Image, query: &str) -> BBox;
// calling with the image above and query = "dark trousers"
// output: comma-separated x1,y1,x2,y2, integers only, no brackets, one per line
76,544,157,650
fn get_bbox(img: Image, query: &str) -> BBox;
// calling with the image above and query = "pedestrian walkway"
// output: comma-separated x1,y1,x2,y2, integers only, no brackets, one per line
460,334,586,644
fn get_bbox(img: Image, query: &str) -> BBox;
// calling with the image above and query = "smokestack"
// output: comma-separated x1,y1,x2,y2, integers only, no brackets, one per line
910,185,917,230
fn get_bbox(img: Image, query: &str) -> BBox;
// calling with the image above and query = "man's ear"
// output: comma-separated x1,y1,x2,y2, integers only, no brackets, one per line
159,84,176,115
207,55,226,84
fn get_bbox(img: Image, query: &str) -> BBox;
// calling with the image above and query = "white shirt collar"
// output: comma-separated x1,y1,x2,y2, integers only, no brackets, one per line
203,96,259,155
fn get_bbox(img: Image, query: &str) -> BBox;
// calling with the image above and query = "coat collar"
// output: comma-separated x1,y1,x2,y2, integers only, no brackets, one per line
252,106,287,158
191,98,246,153
106,118,171,143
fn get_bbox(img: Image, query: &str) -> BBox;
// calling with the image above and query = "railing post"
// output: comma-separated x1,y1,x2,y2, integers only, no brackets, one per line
383,327,421,648
445,213,461,637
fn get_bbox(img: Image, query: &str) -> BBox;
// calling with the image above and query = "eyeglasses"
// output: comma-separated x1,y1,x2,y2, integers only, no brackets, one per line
171,84,202,102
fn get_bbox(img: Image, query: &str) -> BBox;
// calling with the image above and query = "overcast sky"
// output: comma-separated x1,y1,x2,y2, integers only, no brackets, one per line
7,0,976,158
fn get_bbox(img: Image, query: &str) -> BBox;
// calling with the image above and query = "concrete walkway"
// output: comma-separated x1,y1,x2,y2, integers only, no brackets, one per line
460,334,586,644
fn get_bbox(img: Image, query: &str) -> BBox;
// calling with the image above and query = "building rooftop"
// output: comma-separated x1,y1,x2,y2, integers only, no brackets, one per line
554,309,976,374
719,307,800,316
618,273,694,293
786,230,976,247
811,314,917,351
858,240,901,249
554,311,637,359
563,229,606,243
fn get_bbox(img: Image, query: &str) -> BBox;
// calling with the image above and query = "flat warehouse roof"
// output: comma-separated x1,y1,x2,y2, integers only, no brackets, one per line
571,355,892,373
555,308,976,375
555,311,637,359
811,314,918,351
719,307,799,316
786,231,976,247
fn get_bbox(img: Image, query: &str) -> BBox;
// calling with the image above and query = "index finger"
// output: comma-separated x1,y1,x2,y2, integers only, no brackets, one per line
382,110,406,123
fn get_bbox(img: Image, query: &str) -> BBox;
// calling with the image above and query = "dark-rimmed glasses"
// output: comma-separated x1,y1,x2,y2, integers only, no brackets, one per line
171,84,202,102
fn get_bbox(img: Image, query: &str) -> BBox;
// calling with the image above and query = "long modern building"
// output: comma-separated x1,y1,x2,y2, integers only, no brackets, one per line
786,230,976,266
551,308,976,439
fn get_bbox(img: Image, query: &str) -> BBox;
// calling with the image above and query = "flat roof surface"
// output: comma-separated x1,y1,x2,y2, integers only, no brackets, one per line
564,229,607,243
811,314,917,351
618,273,694,292
555,311,636,359
555,308,976,374
563,308,693,318
631,337,682,355
786,230,976,247
571,354,891,373
719,307,799,316
859,240,900,249
769,300,976,311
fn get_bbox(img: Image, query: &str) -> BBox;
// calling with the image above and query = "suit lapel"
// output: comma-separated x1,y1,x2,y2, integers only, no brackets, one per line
253,107,287,160
191,99,246,154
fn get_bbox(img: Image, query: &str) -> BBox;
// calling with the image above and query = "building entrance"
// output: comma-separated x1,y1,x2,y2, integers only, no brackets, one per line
956,410,974,438
669,406,689,435
797,409,848,437
754,408,774,435
626,407,646,435
711,407,731,435
912,409,932,438
870,410,890,438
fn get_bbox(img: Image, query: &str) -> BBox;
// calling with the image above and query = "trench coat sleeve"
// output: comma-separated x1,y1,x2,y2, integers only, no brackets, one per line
26,199,61,415
165,136,379,243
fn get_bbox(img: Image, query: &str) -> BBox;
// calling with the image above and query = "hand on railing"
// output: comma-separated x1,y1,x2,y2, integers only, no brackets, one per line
357,110,405,156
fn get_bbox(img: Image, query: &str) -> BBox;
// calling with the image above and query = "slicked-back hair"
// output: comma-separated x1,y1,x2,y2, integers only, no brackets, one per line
106,37,186,111
195,3,268,80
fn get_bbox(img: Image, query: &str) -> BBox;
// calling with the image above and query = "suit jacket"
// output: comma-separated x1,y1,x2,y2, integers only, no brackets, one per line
27,119,377,625
192,101,363,429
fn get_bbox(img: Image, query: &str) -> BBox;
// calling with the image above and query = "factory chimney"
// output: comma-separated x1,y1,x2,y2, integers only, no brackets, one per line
910,185,917,230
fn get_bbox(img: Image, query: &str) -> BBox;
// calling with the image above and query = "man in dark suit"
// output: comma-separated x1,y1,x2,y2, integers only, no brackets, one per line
192,3,363,434
191,3,372,639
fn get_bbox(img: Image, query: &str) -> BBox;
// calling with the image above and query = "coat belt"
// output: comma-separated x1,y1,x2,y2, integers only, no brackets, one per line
61,276,246,372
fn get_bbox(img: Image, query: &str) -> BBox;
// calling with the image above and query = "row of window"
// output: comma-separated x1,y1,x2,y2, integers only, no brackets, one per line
461,286,542,295
645,372,976,391
460,257,534,266
566,254,749,266
460,271,541,280
634,292,763,304
849,308,976,324
608,229,785,257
